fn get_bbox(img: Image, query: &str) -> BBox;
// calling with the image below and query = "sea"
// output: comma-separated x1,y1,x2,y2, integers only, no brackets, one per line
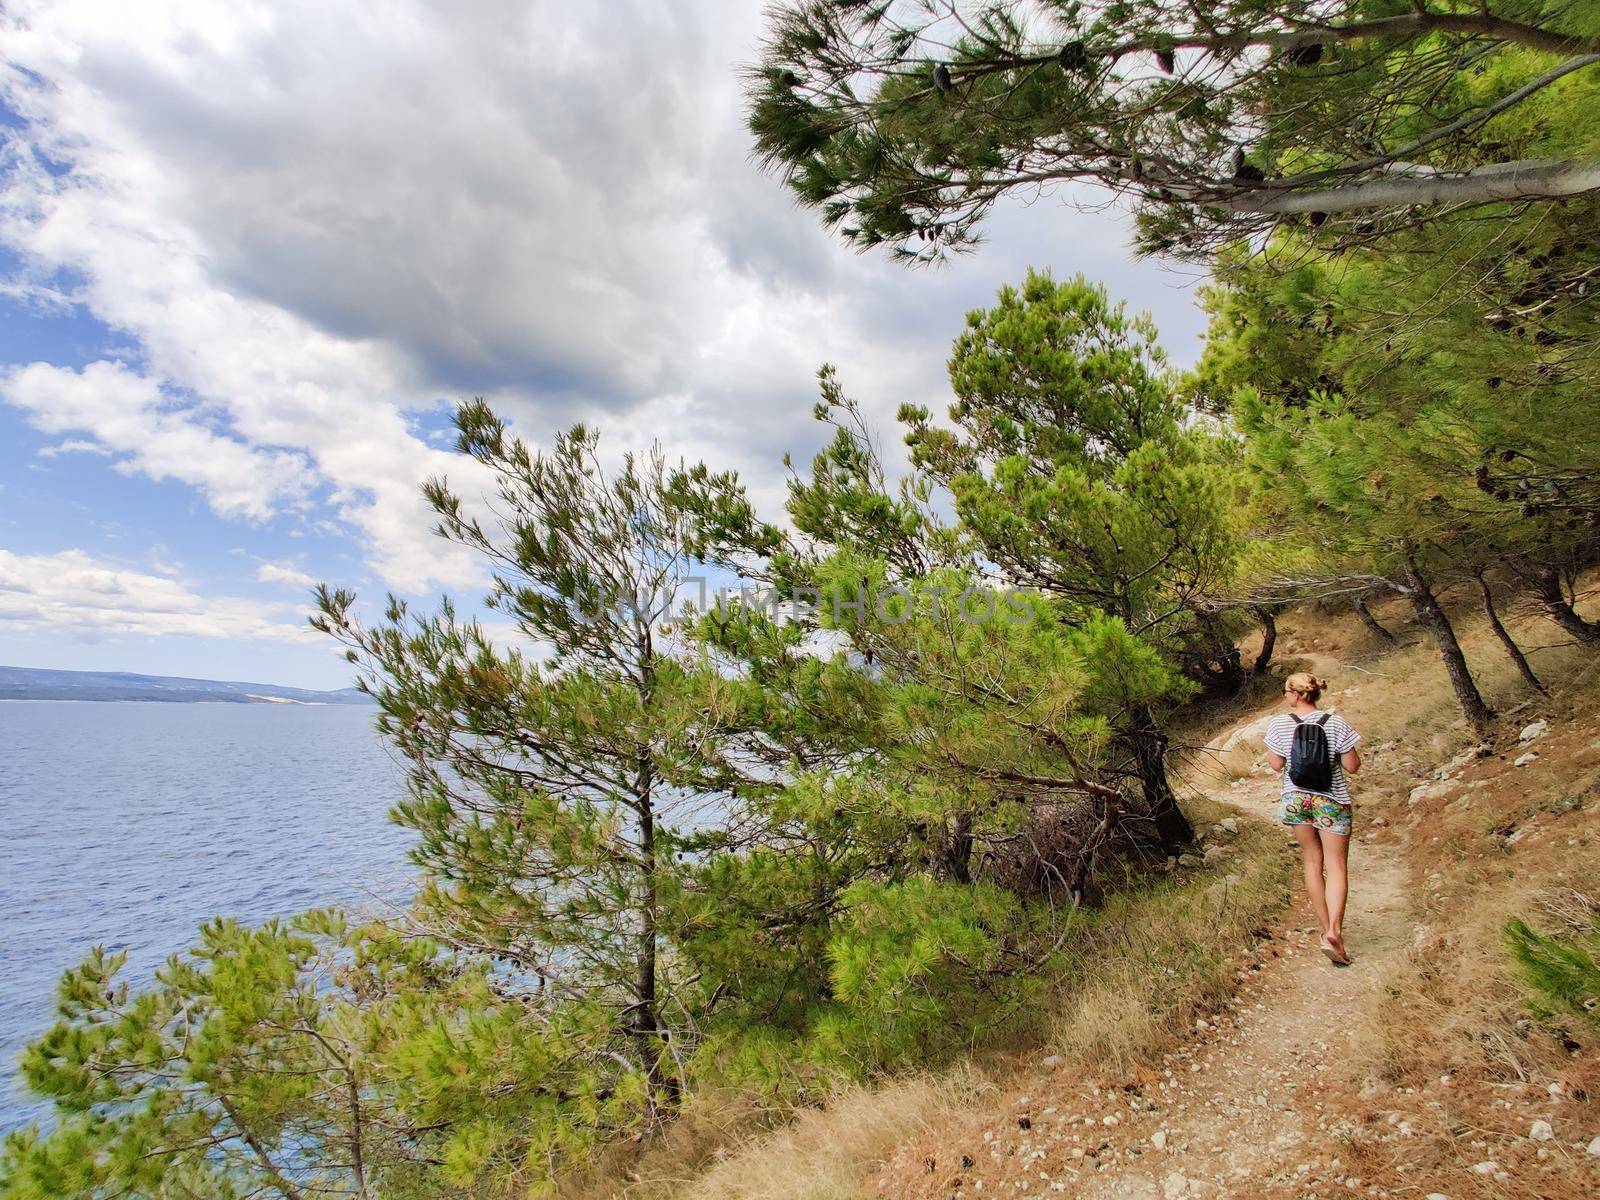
0,700,412,1131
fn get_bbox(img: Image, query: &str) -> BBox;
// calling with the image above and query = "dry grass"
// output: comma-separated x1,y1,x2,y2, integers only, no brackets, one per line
552,1074,990,1200
1044,802,1291,1073
547,1072,997,1200
551,1090,787,1200
685,1071,992,1200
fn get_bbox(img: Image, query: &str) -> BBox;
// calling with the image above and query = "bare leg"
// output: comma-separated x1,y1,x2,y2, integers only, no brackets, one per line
1291,825,1330,936
1319,830,1350,954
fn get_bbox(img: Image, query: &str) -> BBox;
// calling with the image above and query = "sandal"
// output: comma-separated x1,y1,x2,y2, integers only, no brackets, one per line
1319,935,1351,966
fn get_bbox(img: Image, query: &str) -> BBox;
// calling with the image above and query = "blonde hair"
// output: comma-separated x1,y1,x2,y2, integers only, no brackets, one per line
1285,671,1327,702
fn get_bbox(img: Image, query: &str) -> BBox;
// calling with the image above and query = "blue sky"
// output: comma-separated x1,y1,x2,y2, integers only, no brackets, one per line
0,1,1210,691
0,226,448,686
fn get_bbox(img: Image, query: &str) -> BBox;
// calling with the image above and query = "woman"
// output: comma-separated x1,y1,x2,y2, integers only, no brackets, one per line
1263,672,1362,964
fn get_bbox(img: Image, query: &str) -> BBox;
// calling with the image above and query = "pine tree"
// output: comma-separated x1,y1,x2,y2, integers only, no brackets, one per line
749,1,1600,263
900,271,1237,849
315,402,753,1112
677,354,1192,886
1193,200,1600,630
1193,191,1600,722
0,912,631,1199
677,537,1174,1064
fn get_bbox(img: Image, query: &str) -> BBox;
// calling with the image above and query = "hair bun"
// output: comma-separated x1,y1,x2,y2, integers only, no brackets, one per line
1313,675,1328,690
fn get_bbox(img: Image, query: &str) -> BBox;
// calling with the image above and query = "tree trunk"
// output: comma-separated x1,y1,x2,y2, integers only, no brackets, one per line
630,756,681,1109
1068,792,1118,909
1216,643,1245,694
1534,565,1600,644
632,749,674,1107
1251,605,1277,674
632,632,677,1110
938,810,974,883
1194,611,1244,694
1353,595,1397,642
347,1070,369,1200
1476,572,1546,693
217,1093,310,1200
1403,556,1495,736
1126,705,1193,852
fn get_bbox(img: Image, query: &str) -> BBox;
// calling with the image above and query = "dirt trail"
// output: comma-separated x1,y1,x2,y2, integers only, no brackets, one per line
875,728,1418,1200
1073,774,1412,1199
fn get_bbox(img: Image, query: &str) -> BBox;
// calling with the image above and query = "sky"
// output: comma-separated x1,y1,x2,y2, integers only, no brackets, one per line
0,0,1211,691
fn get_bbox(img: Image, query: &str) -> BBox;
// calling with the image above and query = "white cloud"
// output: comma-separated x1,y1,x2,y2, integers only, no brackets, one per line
37,438,113,458
0,2,489,590
0,547,313,641
0,0,1206,600
146,543,183,577
255,559,315,588
4,360,312,519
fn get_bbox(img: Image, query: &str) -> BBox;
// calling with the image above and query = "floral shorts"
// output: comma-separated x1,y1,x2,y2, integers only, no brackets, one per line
1280,790,1352,837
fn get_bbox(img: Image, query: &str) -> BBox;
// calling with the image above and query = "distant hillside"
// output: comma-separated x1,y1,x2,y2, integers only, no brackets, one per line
0,665,374,705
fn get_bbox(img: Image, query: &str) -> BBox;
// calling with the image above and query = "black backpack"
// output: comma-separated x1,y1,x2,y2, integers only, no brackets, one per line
1288,713,1334,792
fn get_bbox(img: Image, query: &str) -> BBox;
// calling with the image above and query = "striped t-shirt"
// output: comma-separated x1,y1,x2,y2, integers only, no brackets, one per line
1264,711,1360,804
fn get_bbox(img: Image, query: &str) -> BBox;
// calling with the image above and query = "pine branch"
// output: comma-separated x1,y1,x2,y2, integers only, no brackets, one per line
1222,157,1600,215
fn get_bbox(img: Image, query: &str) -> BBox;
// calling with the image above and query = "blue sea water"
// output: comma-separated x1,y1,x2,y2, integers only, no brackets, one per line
0,700,412,1132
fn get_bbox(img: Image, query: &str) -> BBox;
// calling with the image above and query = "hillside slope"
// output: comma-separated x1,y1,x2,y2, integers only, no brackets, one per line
593,590,1600,1200
0,665,373,704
